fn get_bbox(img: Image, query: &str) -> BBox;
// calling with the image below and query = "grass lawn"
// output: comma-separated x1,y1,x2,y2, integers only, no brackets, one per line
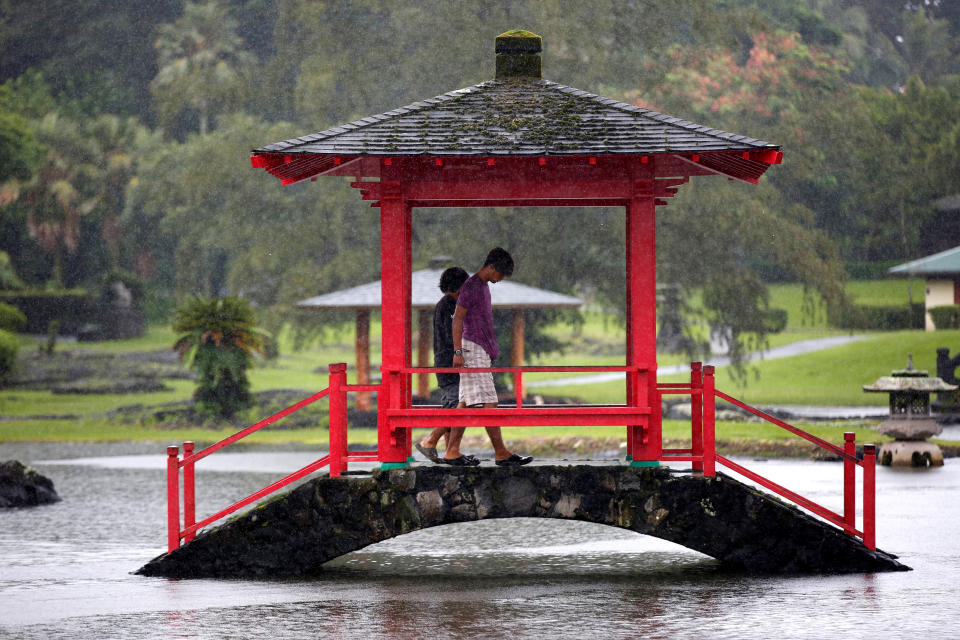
3,281,958,451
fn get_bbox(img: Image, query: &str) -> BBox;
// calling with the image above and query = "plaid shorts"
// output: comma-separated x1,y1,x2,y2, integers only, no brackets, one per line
458,339,498,406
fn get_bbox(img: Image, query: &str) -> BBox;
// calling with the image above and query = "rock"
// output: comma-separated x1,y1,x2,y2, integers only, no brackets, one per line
0,460,61,507
876,418,942,440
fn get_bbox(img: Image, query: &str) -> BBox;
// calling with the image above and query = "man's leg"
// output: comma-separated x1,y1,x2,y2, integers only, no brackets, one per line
419,383,457,457
444,426,467,460
419,427,450,450
482,402,514,461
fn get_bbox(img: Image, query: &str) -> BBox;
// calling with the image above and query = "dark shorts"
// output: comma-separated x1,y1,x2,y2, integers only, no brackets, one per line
440,381,460,409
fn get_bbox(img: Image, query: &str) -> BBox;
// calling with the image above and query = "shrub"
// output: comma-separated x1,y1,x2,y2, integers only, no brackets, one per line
929,305,960,331
763,308,788,334
830,302,925,330
173,296,271,418
0,302,27,333
0,329,18,385
0,290,97,334
0,251,23,290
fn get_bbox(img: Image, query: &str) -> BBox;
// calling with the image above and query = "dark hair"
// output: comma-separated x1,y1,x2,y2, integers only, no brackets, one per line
439,266,469,293
483,247,514,276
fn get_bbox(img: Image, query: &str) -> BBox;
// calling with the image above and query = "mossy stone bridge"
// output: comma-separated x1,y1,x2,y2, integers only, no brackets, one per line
139,464,906,579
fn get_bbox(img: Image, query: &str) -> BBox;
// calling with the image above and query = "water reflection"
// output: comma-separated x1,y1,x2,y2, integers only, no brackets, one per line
1,442,959,639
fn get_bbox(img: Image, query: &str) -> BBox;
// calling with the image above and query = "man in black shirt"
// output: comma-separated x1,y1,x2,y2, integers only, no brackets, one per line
415,267,476,464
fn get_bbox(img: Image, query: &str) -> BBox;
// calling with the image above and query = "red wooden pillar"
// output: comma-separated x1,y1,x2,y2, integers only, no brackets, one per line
377,176,412,467
626,187,661,466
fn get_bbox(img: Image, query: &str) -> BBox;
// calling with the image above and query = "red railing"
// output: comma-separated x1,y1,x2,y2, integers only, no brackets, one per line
164,360,877,554
658,363,877,550
164,363,378,552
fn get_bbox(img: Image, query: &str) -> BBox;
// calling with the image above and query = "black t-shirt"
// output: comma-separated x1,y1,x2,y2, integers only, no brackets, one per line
433,294,459,387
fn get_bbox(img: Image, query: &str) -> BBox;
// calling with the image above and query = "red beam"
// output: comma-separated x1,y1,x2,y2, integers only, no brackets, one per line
386,406,651,428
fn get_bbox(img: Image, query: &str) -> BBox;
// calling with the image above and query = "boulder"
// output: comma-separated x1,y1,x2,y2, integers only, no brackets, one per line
0,460,61,507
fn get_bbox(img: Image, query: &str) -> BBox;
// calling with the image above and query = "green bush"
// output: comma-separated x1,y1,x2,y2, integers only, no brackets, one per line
763,308,788,333
0,290,97,334
830,302,925,330
0,302,27,332
0,328,18,385
844,261,903,280
173,296,271,418
929,305,960,331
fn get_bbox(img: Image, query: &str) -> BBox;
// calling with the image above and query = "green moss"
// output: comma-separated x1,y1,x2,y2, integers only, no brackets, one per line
495,30,542,54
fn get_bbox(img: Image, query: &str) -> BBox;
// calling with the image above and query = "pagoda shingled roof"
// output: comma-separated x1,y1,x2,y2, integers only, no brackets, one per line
256,79,778,158
252,79,782,185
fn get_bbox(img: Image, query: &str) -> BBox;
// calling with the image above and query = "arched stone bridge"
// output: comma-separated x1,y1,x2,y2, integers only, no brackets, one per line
137,465,908,578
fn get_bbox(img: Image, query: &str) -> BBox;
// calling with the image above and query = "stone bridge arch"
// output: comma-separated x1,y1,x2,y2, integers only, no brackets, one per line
138,465,906,579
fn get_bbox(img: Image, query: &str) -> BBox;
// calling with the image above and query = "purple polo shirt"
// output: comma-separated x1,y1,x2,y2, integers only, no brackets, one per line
457,273,498,360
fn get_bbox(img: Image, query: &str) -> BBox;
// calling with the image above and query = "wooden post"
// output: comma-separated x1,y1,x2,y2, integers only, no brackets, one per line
511,308,525,400
329,363,348,477
863,444,876,550
377,176,411,467
182,441,195,543
702,366,716,477
166,445,180,552
626,185,660,465
417,308,431,399
355,309,371,411
691,362,703,472
844,432,856,530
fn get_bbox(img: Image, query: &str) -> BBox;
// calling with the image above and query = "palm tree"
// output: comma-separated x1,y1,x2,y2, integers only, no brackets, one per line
173,295,270,418
21,113,100,286
150,0,253,136
85,114,154,268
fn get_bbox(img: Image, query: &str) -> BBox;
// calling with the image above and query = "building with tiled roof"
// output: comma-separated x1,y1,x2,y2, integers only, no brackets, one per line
889,245,960,330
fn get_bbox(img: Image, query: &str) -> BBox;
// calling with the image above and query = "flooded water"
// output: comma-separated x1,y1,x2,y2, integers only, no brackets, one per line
2,441,959,639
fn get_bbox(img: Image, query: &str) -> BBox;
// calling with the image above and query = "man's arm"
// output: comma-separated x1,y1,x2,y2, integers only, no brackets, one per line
452,304,467,367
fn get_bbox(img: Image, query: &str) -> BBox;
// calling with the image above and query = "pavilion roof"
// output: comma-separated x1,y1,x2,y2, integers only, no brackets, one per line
255,79,779,159
888,245,960,277
252,31,781,186
296,268,583,311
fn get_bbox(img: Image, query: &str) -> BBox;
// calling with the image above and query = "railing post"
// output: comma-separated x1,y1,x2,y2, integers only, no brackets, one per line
691,362,703,472
329,363,348,478
183,441,196,543
702,365,716,477
515,370,523,409
843,432,856,530
863,444,876,550
166,445,180,553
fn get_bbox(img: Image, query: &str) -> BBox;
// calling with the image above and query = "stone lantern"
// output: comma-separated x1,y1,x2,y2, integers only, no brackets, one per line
862,354,957,467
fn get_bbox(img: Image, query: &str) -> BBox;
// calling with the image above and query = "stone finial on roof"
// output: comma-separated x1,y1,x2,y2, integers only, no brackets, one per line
495,29,542,80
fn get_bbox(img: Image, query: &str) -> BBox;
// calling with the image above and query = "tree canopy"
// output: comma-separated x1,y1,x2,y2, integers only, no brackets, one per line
2,0,959,362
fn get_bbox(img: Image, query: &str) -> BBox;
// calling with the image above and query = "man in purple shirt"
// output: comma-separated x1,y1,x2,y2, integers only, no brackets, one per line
443,247,533,467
